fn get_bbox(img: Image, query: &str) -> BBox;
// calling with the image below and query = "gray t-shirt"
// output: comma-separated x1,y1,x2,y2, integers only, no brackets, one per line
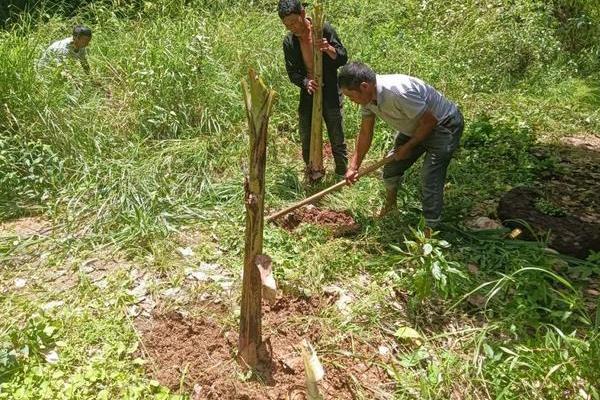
37,37,88,69
361,74,458,136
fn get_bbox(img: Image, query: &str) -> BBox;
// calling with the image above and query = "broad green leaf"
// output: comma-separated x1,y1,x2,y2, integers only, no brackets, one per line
395,326,422,339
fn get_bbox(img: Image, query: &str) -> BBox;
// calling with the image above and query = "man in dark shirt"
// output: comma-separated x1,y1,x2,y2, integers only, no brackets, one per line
278,0,348,176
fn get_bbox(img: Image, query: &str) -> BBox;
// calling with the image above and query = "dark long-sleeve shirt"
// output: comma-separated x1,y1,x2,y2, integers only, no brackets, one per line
282,21,348,108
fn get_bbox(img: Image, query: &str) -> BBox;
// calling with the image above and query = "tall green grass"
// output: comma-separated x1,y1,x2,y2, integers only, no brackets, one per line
1,0,598,230
1,1,599,398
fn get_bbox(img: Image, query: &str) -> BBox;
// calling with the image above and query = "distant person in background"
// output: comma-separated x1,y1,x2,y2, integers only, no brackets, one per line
38,25,92,74
339,62,464,230
278,0,348,177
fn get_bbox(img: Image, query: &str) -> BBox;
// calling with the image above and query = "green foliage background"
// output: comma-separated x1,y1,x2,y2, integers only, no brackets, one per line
1,1,599,399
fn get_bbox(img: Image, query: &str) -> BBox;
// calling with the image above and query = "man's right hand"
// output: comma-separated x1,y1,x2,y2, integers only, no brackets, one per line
345,167,359,185
305,79,318,95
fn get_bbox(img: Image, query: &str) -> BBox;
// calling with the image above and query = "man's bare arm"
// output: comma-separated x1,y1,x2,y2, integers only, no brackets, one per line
345,115,376,184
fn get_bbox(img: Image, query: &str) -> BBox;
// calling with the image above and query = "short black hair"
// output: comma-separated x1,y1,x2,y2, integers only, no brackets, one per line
338,62,377,90
278,0,303,19
73,25,92,38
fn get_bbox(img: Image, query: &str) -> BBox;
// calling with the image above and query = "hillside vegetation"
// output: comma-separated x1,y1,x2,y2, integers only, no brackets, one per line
1,1,599,399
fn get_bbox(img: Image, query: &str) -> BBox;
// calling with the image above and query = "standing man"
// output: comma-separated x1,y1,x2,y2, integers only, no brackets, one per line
278,0,348,177
339,62,464,229
38,25,92,74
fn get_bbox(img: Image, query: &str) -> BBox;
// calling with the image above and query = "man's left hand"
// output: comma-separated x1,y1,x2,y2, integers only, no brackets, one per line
344,167,359,185
318,38,337,59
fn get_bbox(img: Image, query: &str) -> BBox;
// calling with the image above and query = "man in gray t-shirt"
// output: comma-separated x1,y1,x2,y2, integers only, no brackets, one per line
339,62,464,229
38,25,92,74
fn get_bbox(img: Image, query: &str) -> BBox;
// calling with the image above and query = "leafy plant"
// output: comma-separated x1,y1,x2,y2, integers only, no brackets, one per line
0,313,59,382
389,227,467,298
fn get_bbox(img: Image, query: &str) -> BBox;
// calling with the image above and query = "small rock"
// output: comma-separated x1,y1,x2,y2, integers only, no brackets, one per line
45,350,59,364
52,270,67,279
93,279,109,290
192,384,203,400
14,278,27,289
162,287,181,298
335,293,353,315
585,289,599,297
323,285,344,296
323,285,353,314
140,297,156,312
88,270,108,283
218,280,234,291
128,280,148,301
281,356,301,373
199,293,212,302
127,305,141,317
42,301,64,311
390,301,405,312
198,262,221,273
467,217,502,231
177,247,194,257
185,268,209,282
378,345,391,357
80,259,98,273
358,274,370,286
129,268,146,281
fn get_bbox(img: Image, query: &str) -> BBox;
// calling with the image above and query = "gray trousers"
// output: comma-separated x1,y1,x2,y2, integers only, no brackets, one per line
383,111,464,227
298,96,348,173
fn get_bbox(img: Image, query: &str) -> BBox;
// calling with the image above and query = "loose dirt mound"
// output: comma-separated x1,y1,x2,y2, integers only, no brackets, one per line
498,187,600,258
136,296,390,399
273,206,360,236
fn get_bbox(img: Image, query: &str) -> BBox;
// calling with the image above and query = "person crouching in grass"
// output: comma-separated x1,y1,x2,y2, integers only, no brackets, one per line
38,25,92,74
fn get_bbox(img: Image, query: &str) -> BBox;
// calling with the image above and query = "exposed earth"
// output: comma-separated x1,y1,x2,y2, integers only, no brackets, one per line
136,296,391,400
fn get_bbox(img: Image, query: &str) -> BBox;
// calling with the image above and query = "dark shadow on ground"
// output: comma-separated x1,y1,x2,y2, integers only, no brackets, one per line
498,136,600,259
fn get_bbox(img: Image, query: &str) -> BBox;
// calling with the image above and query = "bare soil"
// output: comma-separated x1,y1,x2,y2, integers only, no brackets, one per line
136,295,391,399
273,206,360,237
0,216,51,238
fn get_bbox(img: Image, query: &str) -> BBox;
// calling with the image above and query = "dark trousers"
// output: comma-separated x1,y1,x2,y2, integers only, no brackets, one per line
382,110,464,227
298,93,347,172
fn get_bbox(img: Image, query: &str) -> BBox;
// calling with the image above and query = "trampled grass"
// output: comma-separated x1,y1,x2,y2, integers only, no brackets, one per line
1,0,599,399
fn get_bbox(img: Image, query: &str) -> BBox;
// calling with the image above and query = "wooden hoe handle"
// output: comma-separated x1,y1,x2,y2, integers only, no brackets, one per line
266,154,395,222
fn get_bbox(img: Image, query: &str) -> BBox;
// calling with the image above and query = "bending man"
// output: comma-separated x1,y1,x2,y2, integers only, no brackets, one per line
339,62,464,229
